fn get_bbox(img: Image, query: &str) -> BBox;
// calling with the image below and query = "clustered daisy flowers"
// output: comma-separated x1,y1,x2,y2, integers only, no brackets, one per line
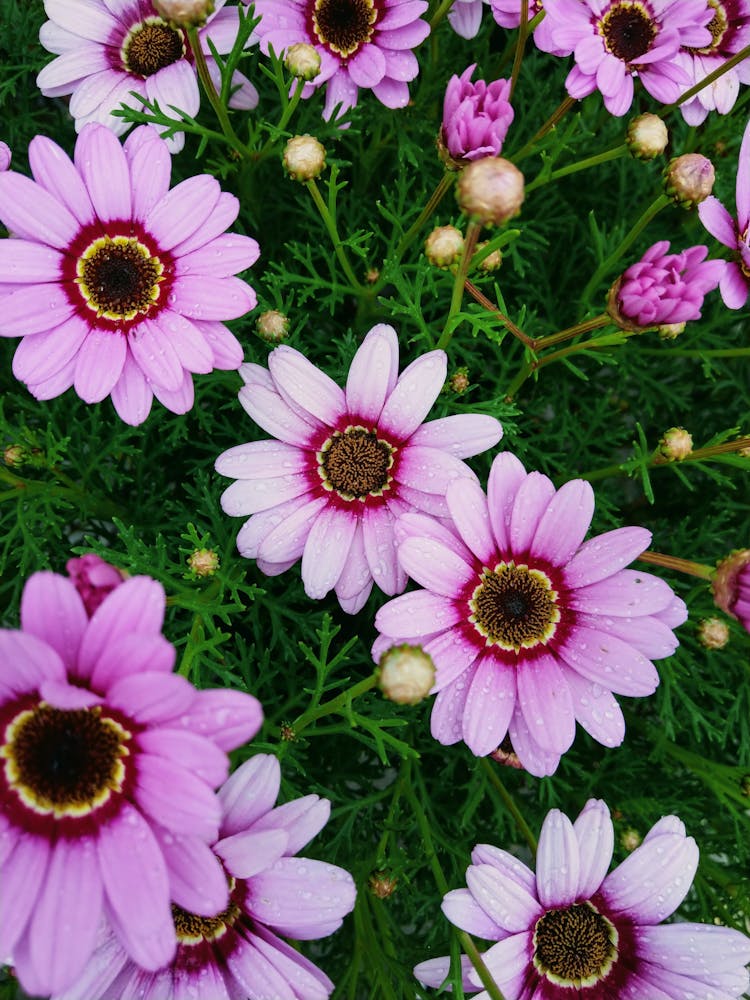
415,799,750,998
0,123,258,425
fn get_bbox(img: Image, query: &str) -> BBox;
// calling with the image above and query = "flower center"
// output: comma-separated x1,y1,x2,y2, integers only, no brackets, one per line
533,903,619,988
599,2,656,63
122,17,186,77
686,0,729,54
468,562,560,652
1,703,131,818
76,235,165,322
172,891,241,945
311,0,379,59
317,426,394,501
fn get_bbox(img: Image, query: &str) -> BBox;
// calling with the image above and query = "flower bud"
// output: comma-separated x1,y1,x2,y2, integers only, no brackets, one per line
424,225,464,269
448,368,470,394
66,554,126,617
712,549,750,628
284,43,321,81
188,547,220,577
665,153,715,208
626,113,668,160
476,242,503,272
257,309,290,343
3,444,24,467
620,828,642,852
0,141,11,172
490,736,524,770
659,427,693,461
697,617,730,650
368,871,398,899
283,134,326,182
365,267,380,284
658,322,685,340
151,0,214,27
456,156,524,227
378,644,435,705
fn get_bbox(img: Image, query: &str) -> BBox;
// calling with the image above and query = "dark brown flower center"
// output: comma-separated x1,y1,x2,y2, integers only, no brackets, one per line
686,0,729,54
469,562,560,651
533,903,618,987
1,704,130,818
600,2,656,63
318,426,394,500
122,18,186,77
172,894,241,944
76,236,165,321
311,0,378,58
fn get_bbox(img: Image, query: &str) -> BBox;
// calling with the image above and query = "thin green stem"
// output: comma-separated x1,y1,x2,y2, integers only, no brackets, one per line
429,0,456,30
581,193,671,303
306,178,364,291
177,579,223,679
186,26,246,155
509,0,530,99
437,221,480,350
291,672,379,737
637,550,714,581
504,358,535,401
512,95,577,162
577,434,750,483
533,313,611,350
525,144,628,194
479,758,538,855
390,172,455,268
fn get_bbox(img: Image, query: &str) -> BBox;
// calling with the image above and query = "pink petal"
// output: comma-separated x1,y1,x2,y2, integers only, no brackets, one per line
557,625,659,696
0,171,79,248
106,671,197,724
568,568,677,617
573,799,614,899
487,452,528,553
0,834,50,957
563,526,651,588
509,472,556,557
409,413,503,458
245,857,355,939
249,795,331,856
397,535,475,596
447,477,495,564
375,589,462,638
363,503,406,595
176,688,263,752
135,753,221,841
600,832,698,923
110,351,153,425
565,668,626,747
150,311,214,374
535,809,580,908
516,654,576,754
137,727,228,787
218,755,280,837
334,521,372,600
719,261,749,309
507,703,562,778
345,323,399,422
0,284,76,338
129,317,183,391
269,345,347,425
698,196,738,248
301,505,358,599
442,887,506,939
737,118,750,227
151,369,195,414
28,134,95,226
146,175,221,251
74,327,127,403
0,239,63,282
431,667,475,744
220,472,313,516
0,629,65,695
397,444,477,495
169,273,256,320
214,828,288,878
347,43,386,87
530,479,594,566
378,350,447,440
425,626,483,691
465,863,543,933
238,380,318,448
11,314,88,383
74,124,131,221
126,129,172,221
20,571,87,672
462,655,516,756
153,826,228,917
176,232,260,278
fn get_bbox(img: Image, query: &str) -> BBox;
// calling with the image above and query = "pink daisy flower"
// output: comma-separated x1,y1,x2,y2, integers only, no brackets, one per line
0,123,258,426
66,553,127,616
373,452,686,777
448,0,491,39
415,799,750,999
676,0,750,125
36,0,258,153
610,240,724,329
215,324,503,614
541,0,714,116
0,570,263,996
698,117,750,308
52,754,357,1000
440,64,515,167
249,0,431,120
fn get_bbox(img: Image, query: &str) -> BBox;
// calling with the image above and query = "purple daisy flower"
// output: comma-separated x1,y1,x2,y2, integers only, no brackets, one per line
52,754,357,1000
0,123,258,425
215,324,503,613
440,64,514,167
36,0,258,153
698,117,750,308
415,799,750,999
373,452,686,776
0,570,263,996
66,553,127,616
249,0,431,120
676,0,750,125
541,0,714,116
448,0,490,39
609,240,724,329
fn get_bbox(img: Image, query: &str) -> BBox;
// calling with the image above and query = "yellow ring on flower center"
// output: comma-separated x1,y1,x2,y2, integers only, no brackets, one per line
468,562,560,652
311,0,378,59
76,235,165,322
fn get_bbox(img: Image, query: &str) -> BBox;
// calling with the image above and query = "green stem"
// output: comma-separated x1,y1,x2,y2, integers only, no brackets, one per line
306,178,364,291
186,26,246,156
509,0,530,99
291,672,379,737
479,758,538,855
390,171,455,269
177,579,222,679
661,43,750,115
581,193,671,303
578,434,750,483
504,358,536,401
637,550,714,580
437,221,480,350
429,0,456,30
525,144,628,194
512,95,577,162
637,346,750,359
533,313,611,350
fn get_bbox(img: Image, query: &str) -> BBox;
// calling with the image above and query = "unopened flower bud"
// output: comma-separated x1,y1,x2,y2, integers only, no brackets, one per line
620,828,641,852
283,134,326,181
712,549,750,625
627,113,668,160
659,427,693,461
188,547,219,577
490,736,524,770
425,225,464,268
0,141,11,172
257,309,290,343
365,267,380,284
66,554,126,617
151,0,214,27
456,156,524,227
448,368,470,394
4,444,24,467
697,617,730,650
741,775,750,797
284,43,321,81
658,322,685,340
378,644,435,705
368,871,398,899
665,153,715,208
476,241,503,272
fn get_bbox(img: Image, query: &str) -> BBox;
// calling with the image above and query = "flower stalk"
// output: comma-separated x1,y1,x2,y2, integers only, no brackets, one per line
637,550,714,580
437,220,481,349
186,25,246,154
306,177,364,291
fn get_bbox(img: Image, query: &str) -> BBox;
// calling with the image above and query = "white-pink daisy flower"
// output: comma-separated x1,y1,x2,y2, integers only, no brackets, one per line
51,755,356,1000
415,799,750,999
215,324,503,613
36,0,258,153
541,0,714,116
0,570,263,996
0,124,258,425
374,452,687,776
698,116,750,308
249,0,431,120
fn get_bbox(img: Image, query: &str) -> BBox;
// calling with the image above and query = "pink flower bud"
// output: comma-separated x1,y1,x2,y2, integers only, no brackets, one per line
439,65,514,169
66,554,126,616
